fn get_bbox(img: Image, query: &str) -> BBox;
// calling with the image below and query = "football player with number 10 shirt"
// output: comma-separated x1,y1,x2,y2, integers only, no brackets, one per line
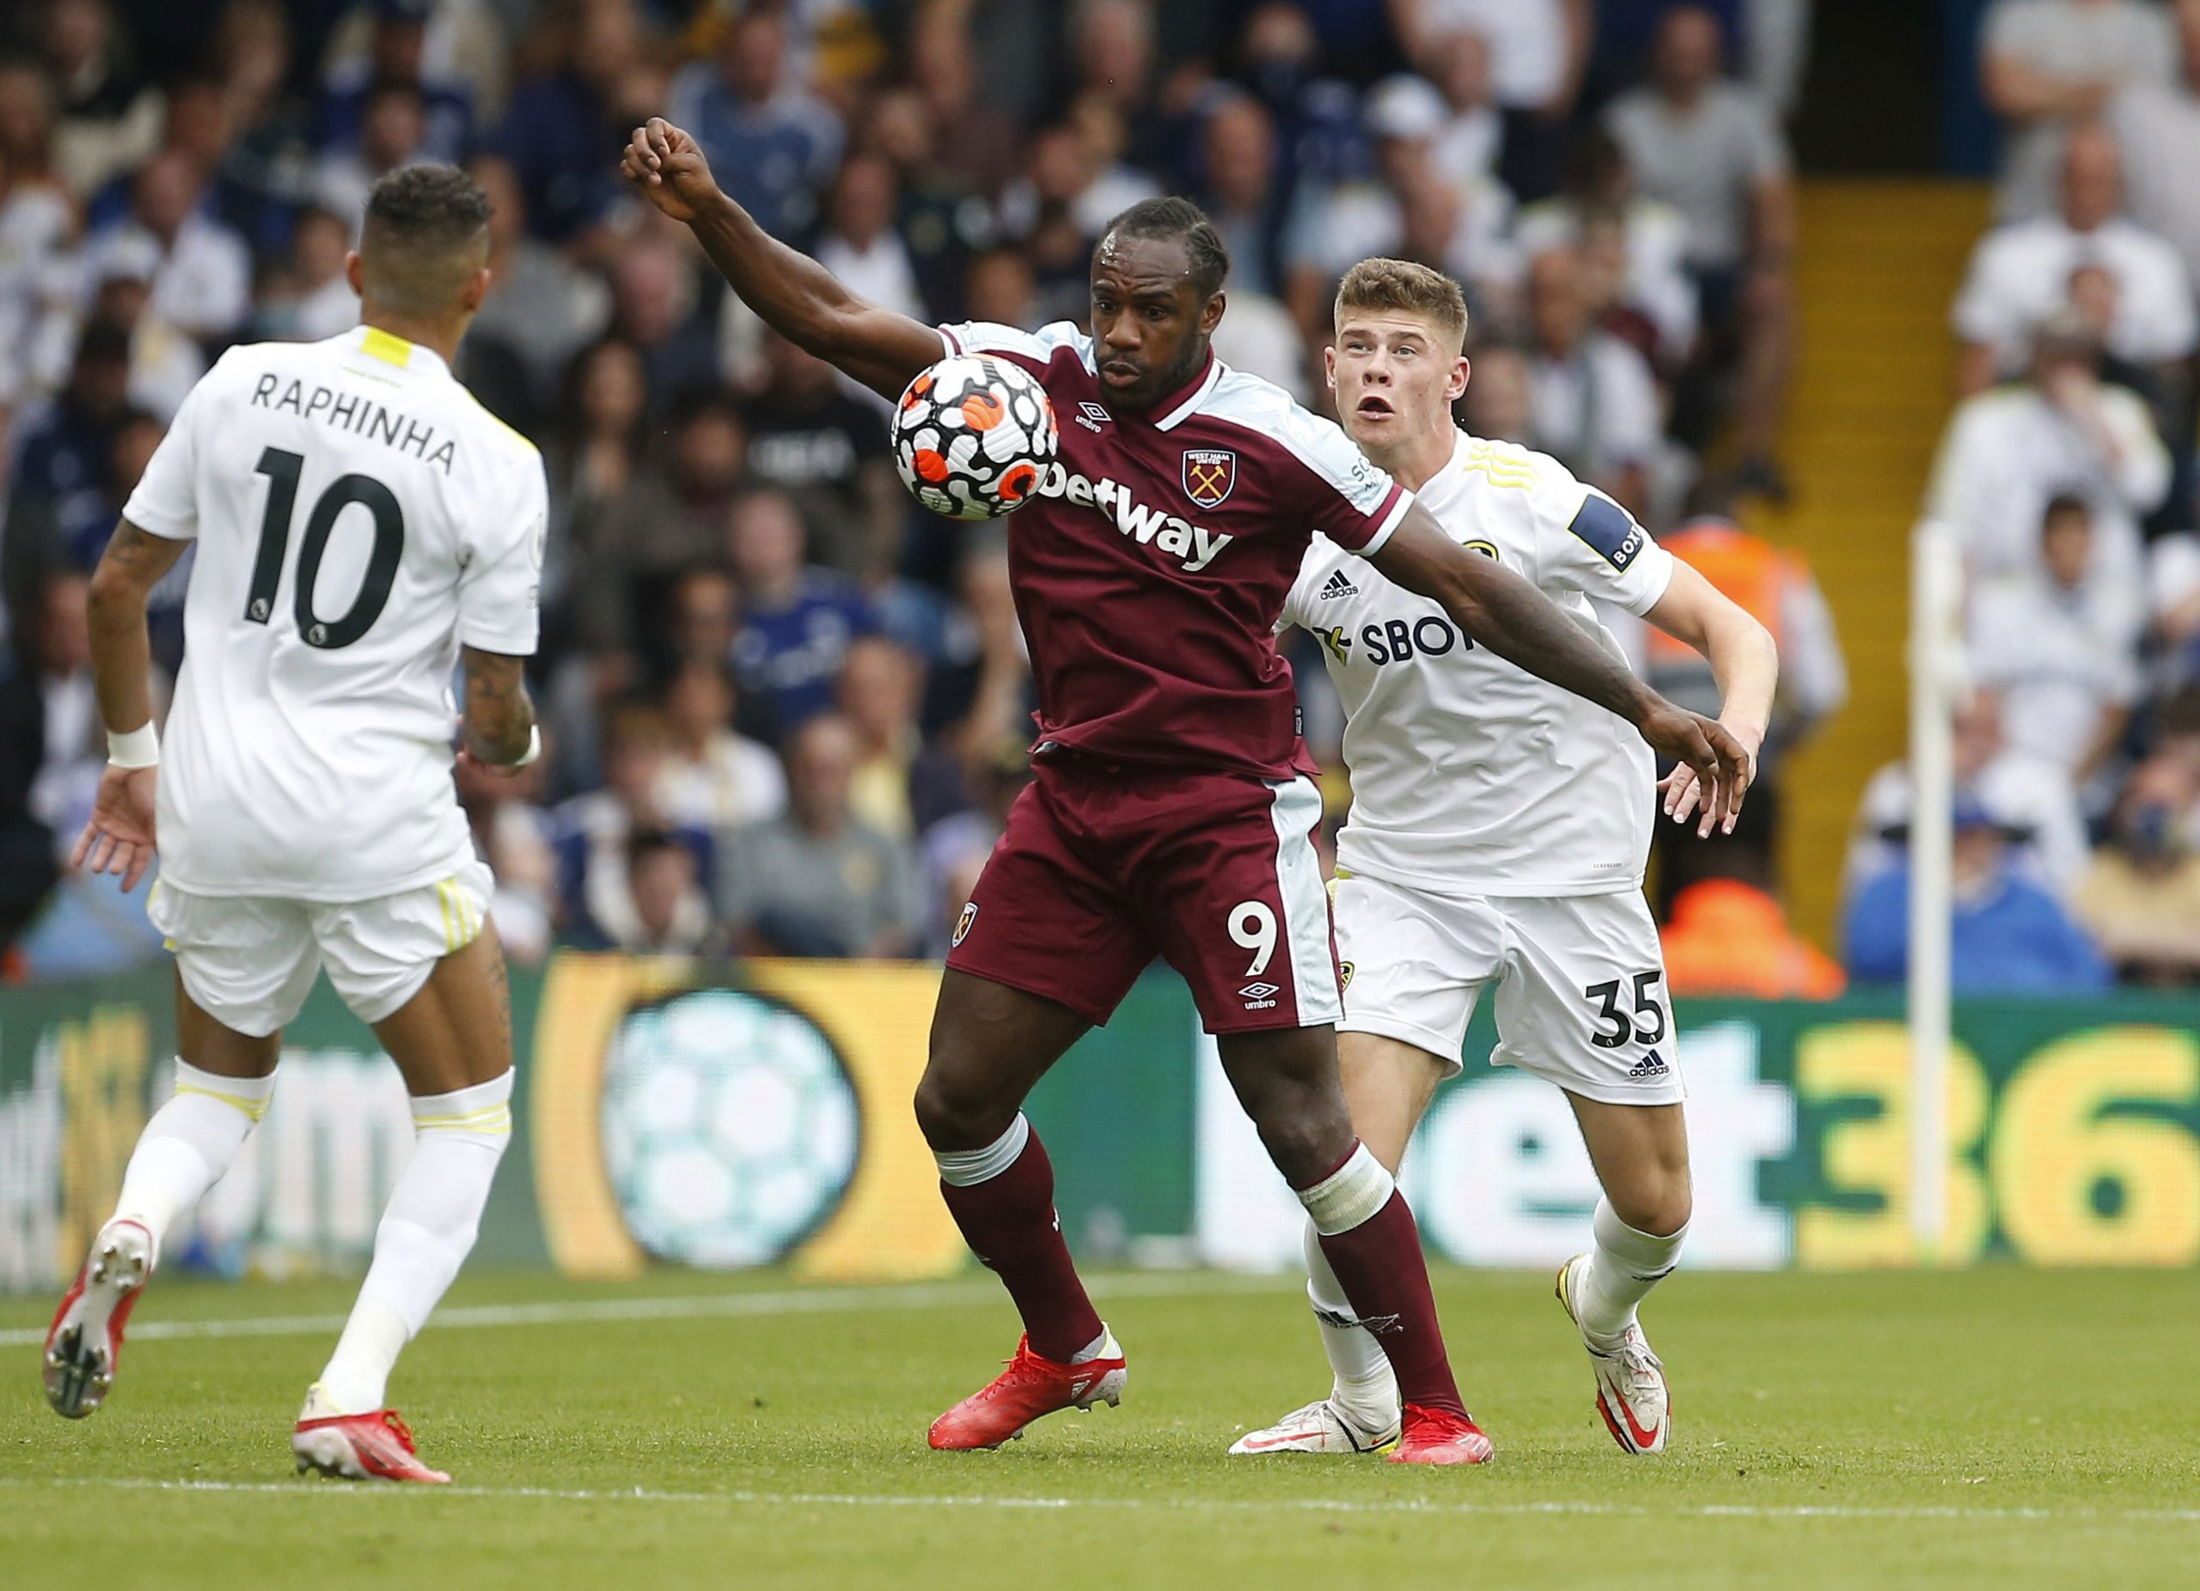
48,165,545,1482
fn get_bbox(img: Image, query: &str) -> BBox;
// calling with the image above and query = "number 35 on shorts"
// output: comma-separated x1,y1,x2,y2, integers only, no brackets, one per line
1583,969,1667,1050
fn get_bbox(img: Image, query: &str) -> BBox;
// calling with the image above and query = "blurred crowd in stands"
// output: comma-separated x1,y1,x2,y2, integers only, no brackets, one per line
4,2,2184,1001
1842,0,2200,993
0,0,1842,987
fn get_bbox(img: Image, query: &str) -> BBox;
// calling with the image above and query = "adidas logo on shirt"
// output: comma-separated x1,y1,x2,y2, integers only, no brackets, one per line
1319,569,1359,600
1629,1049,1670,1079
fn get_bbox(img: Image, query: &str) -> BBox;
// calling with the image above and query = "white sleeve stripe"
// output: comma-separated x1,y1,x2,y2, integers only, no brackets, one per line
1196,406,1362,493
1151,358,1226,431
935,321,1091,367
1192,379,1399,517
1356,489,1412,558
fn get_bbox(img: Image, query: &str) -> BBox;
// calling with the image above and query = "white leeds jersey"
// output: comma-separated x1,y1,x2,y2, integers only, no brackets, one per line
1283,432,1675,896
124,325,544,901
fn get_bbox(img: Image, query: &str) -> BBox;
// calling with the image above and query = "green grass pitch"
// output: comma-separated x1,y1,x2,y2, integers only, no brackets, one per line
4,1265,2197,1589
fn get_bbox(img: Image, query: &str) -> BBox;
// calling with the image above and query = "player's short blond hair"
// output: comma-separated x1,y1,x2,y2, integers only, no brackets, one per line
1333,259,1470,354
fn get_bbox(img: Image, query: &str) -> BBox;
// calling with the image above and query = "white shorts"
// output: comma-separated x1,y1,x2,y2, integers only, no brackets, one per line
148,860,493,1038
1331,872,1685,1107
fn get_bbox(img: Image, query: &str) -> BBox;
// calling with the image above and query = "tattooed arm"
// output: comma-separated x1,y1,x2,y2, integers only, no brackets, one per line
87,520,188,741
460,646,537,769
74,520,190,889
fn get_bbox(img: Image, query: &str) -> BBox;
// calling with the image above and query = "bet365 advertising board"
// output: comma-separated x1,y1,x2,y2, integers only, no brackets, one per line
3,958,2198,1293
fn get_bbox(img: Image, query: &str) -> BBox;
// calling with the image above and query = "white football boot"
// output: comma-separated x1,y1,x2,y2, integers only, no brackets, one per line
44,1219,153,1418
1228,1398,1401,1456
1555,1253,1669,1454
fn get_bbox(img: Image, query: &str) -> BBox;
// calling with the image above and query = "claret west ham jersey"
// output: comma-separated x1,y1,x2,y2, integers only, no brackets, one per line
938,320,1412,778
122,325,545,902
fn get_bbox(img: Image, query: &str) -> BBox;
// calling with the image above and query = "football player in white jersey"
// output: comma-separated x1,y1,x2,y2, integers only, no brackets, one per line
1233,259,1778,1459
43,165,545,1483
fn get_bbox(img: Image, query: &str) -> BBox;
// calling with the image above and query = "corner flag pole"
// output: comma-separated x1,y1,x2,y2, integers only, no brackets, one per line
1908,519,1964,1260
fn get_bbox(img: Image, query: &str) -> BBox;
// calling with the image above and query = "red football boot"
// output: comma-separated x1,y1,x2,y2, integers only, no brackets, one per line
293,1392,451,1484
44,1219,153,1419
927,1330,1127,1450
1387,1402,1496,1466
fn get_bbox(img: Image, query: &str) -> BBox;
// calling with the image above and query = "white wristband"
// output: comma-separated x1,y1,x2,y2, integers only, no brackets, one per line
107,722,160,769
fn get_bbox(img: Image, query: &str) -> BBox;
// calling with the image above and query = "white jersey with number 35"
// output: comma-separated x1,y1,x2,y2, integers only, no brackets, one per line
124,325,545,903
1284,432,1674,897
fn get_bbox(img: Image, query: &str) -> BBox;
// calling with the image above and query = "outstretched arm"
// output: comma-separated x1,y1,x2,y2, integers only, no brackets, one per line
75,519,190,890
620,117,942,400
1366,505,1750,834
1642,560,1779,828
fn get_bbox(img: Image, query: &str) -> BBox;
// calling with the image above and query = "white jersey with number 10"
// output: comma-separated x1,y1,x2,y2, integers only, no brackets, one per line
1283,431,1676,897
123,325,545,903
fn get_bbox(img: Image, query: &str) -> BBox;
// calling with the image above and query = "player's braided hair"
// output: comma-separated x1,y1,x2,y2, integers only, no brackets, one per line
1102,196,1232,300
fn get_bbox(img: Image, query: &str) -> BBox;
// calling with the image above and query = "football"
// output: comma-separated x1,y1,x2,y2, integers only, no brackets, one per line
890,354,1057,520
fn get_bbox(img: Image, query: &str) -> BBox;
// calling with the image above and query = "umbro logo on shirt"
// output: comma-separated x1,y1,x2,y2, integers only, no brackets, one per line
1076,401,1111,432
1319,569,1359,600
1629,1049,1670,1079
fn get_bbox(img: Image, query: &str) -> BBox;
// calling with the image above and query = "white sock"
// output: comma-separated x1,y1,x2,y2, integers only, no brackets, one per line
1576,1197,1687,1352
1295,1141,1394,1238
317,1071,512,1414
932,1113,1028,1186
1067,1326,1117,1365
1302,1220,1398,1431
111,1059,276,1264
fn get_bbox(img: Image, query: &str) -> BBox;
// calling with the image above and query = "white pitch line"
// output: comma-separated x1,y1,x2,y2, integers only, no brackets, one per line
6,1476,2198,1527
0,1269,1281,1349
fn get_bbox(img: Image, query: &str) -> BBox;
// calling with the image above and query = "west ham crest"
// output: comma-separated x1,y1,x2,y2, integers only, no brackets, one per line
951,901,979,948
1181,448,1237,509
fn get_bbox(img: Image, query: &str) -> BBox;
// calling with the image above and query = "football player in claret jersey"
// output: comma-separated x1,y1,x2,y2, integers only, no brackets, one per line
624,118,1747,1465
1233,260,1779,1459
45,166,545,1483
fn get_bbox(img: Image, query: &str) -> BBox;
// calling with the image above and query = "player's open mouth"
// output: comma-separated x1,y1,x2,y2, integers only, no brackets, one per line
1356,396,1395,418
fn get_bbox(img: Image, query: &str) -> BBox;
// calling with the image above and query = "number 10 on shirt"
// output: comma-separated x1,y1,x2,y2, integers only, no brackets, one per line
247,447,406,650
